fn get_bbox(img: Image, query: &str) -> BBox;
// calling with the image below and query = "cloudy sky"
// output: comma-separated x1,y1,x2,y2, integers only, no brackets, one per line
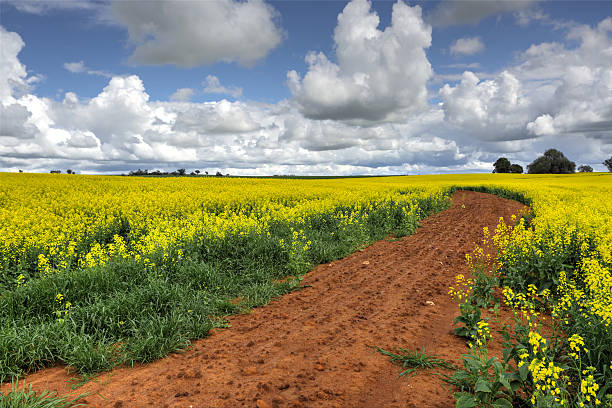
1,0,611,175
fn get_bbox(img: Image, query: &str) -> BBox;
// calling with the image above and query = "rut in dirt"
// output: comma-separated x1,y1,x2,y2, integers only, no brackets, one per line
14,191,527,408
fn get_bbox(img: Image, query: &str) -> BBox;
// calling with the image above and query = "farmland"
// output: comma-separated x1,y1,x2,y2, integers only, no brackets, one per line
1,172,611,407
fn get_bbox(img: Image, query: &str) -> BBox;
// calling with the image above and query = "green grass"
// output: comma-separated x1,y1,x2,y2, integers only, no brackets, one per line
0,194,450,382
375,347,456,378
0,383,87,408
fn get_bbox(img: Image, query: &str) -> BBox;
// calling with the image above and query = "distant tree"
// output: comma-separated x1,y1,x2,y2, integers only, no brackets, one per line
177,168,186,176
215,171,223,177
205,171,209,176
527,149,576,174
18,169,23,173
493,157,511,173
66,169,73,174
604,156,612,172
50,170,61,174
509,164,523,174
577,165,593,173
195,169,200,175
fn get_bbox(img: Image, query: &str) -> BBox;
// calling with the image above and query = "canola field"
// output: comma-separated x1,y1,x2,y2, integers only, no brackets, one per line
1,172,611,406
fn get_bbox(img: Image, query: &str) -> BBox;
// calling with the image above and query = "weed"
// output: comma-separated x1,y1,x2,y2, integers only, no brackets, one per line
374,346,455,378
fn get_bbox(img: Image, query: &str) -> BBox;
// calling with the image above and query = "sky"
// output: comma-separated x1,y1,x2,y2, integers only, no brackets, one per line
0,0,611,175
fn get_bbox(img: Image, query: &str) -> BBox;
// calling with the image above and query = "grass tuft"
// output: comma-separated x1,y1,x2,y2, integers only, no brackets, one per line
0,382,87,408
375,346,455,378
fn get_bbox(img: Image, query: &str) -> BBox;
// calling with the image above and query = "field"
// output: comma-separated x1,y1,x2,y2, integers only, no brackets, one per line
1,172,611,407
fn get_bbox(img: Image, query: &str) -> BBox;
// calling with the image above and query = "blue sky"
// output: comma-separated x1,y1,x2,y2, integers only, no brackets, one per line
1,0,611,174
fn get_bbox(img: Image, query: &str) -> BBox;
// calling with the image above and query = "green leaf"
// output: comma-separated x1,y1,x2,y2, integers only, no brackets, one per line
474,378,492,393
492,398,513,408
518,363,529,381
454,392,479,408
498,375,513,394
452,370,471,381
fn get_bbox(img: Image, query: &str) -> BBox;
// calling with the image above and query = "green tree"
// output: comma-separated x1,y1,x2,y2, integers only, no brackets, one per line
577,165,593,173
509,164,523,174
604,156,612,172
493,157,511,173
527,149,575,174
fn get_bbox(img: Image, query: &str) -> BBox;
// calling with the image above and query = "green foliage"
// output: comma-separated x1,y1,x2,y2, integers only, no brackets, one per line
453,303,485,340
447,347,515,408
604,156,612,172
493,158,512,173
578,165,594,173
0,193,451,382
0,382,87,408
375,347,455,378
509,164,523,174
527,149,576,174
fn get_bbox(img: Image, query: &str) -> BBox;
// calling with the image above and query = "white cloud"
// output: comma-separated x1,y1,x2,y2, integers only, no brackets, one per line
0,26,28,103
63,60,112,77
287,0,432,122
450,37,485,56
439,17,612,151
202,75,243,98
170,88,195,102
112,0,284,67
440,71,532,140
430,0,539,27
522,18,612,138
63,61,86,73
2,17,611,175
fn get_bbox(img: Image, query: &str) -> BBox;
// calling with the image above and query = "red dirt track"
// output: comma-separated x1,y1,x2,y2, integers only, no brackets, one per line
7,191,527,407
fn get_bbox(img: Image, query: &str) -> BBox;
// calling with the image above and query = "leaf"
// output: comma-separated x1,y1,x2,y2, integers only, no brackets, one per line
498,375,513,394
454,392,479,408
452,370,471,381
474,378,492,393
492,398,513,408
518,363,529,382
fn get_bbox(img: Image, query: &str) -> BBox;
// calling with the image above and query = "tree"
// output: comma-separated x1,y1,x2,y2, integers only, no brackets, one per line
577,165,593,173
493,157,511,173
177,168,186,176
509,164,523,174
527,149,575,174
604,156,612,172
66,169,73,174
215,171,223,177
195,170,200,175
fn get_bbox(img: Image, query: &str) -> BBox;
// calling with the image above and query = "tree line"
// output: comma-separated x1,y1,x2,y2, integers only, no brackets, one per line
494,149,612,174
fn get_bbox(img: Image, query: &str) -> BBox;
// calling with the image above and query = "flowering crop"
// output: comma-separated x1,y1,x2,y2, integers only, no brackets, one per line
1,171,611,398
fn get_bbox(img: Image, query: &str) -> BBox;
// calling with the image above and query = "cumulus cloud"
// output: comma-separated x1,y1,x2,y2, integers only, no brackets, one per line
0,103,37,139
2,13,610,175
0,26,28,103
112,0,284,68
450,37,485,56
440,71,532,140
430,0,539,27
439,16,612,152
522,18,612,138
169,88,195,102
287,0,432,122
202,75,243,98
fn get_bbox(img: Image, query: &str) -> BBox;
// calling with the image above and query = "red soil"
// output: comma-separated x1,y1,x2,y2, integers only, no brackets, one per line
5,191,527,407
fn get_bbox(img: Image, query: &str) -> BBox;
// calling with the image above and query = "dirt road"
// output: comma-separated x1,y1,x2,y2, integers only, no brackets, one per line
10,191,527,407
